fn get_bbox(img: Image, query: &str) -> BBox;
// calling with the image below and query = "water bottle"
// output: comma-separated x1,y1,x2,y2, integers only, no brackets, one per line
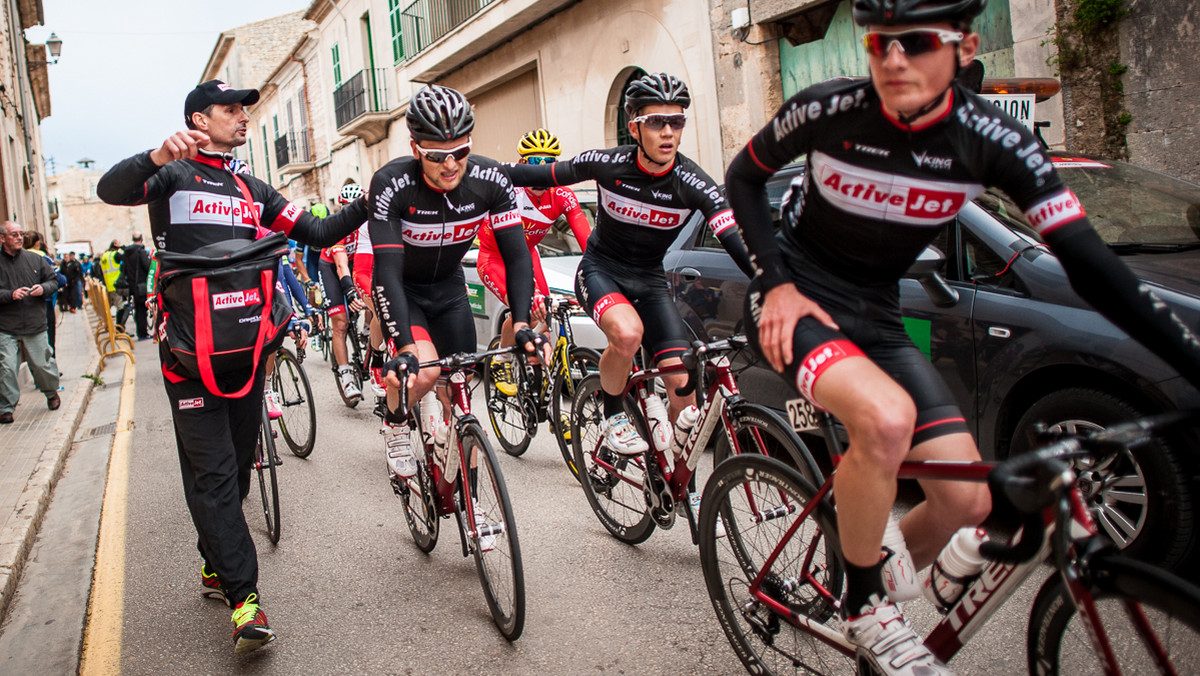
671,404,701,456
642,394,672,452
420,391,441,447
880,516,921,602
922,527,987,610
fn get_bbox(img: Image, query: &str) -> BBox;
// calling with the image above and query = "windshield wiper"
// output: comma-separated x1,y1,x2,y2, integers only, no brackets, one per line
1108,242,1200,253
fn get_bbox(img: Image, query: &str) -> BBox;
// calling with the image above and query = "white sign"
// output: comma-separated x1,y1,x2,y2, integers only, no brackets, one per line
982,93,1036,130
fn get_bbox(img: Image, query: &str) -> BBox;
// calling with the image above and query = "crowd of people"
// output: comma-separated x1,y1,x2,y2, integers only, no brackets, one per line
60,0,1200,672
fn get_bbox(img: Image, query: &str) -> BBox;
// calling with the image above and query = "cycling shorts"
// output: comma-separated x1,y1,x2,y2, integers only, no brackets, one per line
575,252,690,365
477,246,550,304
318,259,347,316
744,247,968,448
402,268,476,358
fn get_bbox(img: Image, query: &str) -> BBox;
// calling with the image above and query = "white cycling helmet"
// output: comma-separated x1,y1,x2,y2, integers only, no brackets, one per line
339,183,364,204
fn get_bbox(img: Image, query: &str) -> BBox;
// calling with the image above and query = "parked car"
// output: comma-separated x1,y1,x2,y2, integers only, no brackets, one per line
663,154,1200,573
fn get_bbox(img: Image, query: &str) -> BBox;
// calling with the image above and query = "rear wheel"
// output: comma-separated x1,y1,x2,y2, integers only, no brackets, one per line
256,404,281,545
551,346,602,481
715,402,823,486
1027,553,1200,675
461,423,525,640
571,374,655,544
484,335,534,456
272,348,316,458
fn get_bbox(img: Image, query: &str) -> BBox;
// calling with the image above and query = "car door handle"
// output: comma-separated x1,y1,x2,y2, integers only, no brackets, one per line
988,326,1011,338
680,267,701,282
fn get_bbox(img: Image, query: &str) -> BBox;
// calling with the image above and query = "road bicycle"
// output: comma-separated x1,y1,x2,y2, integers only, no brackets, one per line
326,309,369,408
697,408,1200,675
254,399,283,544
570,335,821,546
270,344,316,458
483,296,602,475
390,345,526,640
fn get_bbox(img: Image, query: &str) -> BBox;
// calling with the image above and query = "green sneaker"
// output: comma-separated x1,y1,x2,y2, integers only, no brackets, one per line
232,593,275,655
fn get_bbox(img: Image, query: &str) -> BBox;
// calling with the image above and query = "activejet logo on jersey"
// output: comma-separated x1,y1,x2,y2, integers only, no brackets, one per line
401,214,486,246
169,190,261,227
212,289,262,310
467,164,510,189
600,187,689,229
912,151,953,171
372,173,415,221
812,152,982,226
957,102,1055,186
773,88,868,141
1025,190,1085,234
708,209,736,236
178,397,205,410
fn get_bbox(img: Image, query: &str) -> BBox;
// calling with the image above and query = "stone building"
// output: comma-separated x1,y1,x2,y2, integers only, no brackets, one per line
46,164,150,253
1,0,54,241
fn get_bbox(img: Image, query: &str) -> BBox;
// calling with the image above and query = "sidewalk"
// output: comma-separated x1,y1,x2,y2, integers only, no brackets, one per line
0,307,104,622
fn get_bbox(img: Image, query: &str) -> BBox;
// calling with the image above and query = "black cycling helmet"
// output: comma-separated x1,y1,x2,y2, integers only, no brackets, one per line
406,85,475,142
852,0,987,27
623,72,691,117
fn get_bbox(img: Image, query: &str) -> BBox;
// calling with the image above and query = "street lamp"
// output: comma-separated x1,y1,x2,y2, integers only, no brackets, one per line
29,33,63,65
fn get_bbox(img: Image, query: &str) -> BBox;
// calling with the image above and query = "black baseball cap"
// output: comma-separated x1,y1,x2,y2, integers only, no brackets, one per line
184,80,260,123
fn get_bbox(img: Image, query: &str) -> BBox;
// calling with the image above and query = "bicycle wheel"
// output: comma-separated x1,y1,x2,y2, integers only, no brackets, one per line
716,402,823,486
551,346,602,482
483,335,534,457
398,423,439,553
1027,552,1200,675
571,374,656,545
272,348,316,458
699,453,851,675
256,405,281,545
461,422,526,640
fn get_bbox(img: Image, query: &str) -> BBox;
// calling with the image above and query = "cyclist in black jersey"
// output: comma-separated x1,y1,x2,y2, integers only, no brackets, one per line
509,72,755,460
97,80,368,655
371,85,541,481
725,2,1200,674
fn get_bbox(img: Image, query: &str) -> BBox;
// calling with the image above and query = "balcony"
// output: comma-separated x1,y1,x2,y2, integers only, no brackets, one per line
275,130,314,175
333,69,393,145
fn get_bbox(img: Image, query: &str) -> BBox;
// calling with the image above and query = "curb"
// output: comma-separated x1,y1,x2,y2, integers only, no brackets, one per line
0,351,104,624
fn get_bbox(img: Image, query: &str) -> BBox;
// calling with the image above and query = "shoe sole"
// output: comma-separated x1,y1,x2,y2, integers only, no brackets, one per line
234,630,276,655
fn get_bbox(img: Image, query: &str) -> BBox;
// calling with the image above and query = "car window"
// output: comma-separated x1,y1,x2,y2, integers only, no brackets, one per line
961,226,1022,292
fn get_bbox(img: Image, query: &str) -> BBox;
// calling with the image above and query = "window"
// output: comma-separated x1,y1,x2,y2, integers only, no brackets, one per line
616,68,647,147
388,0,404,63
331,43,342,85
247,138,256,176
261,126,272,185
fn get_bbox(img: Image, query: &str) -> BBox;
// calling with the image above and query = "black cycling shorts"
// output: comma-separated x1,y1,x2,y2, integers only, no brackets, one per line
318,259,348,316
744,247,968,447
402,268,476,358
574,252,690,364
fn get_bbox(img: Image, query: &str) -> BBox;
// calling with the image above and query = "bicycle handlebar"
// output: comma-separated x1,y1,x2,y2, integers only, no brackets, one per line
675,335,750,397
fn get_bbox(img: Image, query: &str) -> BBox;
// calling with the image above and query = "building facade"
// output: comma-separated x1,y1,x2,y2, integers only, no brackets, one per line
1,0,53,241
46,165,150,253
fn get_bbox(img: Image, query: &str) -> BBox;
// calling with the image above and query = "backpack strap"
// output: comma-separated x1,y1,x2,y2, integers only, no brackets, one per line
230,173,274,239
191,268,277,398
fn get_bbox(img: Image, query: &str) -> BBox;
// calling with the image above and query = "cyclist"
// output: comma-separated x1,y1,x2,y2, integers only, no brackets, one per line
318,190,366,404
343,183,390,401
369,85,541,486
508,73,755,461
97,79,369,655
484,128,592,398
724,1,1200,674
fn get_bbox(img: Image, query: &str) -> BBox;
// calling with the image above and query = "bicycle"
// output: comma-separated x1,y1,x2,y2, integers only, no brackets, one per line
390,345,526,640
570,335,821,546
697,409,1200,675
270,344,316,458
483,296,602,475
254,399,283,544
329,309,368,408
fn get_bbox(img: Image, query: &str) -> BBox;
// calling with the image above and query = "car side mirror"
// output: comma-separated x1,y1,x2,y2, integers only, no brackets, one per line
905,245,959,307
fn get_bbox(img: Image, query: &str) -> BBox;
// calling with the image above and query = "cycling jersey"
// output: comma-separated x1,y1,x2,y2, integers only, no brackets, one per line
319,231,358,264
726,77,1200,389
351,223,373,295
477,186,591,302
367,155,532,350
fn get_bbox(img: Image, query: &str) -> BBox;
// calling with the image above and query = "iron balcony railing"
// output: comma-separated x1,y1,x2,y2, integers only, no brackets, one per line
274,130,312,168
399,0,495,60
333,69,390,129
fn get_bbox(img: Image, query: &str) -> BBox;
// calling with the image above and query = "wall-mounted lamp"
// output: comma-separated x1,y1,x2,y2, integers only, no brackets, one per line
29,33,63,65
731,8,750,41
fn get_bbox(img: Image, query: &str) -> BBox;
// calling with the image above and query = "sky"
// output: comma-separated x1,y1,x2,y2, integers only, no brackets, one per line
32,0,309,175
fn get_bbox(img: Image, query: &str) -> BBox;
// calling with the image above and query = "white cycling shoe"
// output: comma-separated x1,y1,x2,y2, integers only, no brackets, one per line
602,413,649,455
339,366,362,401
384,423,417,478
843,601,955,676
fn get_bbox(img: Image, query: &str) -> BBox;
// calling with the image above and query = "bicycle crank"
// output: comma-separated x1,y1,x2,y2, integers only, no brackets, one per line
644,455,676,528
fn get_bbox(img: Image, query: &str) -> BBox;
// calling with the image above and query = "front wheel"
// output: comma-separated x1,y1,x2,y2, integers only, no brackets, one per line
1027,552,1200,674
398,422,439,554
461,423,525,640
256,405,281,545
551,346,602,482
484,335,535,457
272,348,316,458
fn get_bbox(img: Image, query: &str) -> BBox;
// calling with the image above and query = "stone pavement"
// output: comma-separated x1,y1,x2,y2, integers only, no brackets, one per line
0,307,105,622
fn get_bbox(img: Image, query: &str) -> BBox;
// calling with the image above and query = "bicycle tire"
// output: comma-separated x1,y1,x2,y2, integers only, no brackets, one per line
715,402,823,486
1027,551,1200,675
571,374,656,545
461,422,526,640
256,405,281,545
272,348,317,458
399,422,439,553
551,346,602,482
483,335,534,457
699,453,851,676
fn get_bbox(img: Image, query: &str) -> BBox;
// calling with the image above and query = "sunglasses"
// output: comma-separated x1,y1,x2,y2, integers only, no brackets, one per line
631,113,687,131
415,140,472,164
862,28,964,58
525,156,556,165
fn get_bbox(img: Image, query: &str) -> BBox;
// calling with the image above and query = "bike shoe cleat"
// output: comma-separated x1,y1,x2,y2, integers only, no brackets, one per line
201,562,229,607
843,601,955,676
384,423,417,478
232,593,276,655
601,412,649,455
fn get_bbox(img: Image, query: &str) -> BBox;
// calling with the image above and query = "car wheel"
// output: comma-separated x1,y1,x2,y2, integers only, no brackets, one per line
1010,388,1194,572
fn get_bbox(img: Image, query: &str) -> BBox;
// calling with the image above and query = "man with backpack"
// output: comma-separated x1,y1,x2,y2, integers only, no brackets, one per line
97,79,368,655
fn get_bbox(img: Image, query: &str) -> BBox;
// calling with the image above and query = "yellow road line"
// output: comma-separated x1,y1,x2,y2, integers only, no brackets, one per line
79,356,136,675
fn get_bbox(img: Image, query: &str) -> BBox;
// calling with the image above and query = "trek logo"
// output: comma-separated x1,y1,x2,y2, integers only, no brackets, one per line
1025,190,1085,235
912,151,953,171
401,214,486,246
212,289,262,310
200,178,224,187
169,190,261,228
178,397,205,410
600,187,689,229
812,152,982,226
948,559,1017,632
844,141,890,158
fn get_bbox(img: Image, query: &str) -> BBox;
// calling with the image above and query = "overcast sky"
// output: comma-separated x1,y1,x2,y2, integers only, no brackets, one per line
32,0,308,175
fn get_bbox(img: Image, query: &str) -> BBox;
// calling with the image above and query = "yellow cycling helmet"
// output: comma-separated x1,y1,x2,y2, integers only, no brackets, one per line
517,128,561,157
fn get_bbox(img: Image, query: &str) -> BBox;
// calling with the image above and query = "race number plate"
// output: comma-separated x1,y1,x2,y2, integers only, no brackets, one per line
787,397,821,433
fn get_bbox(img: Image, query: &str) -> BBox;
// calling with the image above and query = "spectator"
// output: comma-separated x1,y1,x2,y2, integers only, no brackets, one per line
98,239,124,316
0,221,61,424
22,231,61,349
59,252,84,312
119,232,153,339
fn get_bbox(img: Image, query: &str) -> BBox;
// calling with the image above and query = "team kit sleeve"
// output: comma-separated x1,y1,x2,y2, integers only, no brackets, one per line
254,179,368,248
489,175,534,325
507,154,592,189
367,170,416,351
554,187,592,252
687,171,756,280
97,151,181,206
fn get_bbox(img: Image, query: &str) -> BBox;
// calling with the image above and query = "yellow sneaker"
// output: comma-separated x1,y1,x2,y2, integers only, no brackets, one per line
490,358,517,397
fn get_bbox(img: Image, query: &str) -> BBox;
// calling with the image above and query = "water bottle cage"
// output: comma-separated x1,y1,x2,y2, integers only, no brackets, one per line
929,558,980,609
